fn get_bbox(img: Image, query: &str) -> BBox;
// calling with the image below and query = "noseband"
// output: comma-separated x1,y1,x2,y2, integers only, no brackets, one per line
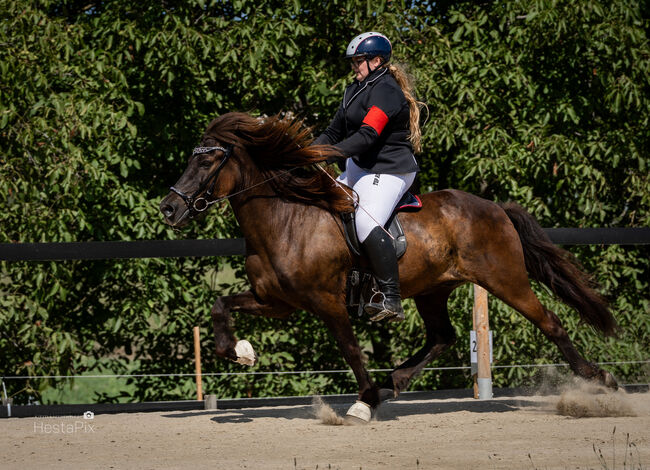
169,144,233,217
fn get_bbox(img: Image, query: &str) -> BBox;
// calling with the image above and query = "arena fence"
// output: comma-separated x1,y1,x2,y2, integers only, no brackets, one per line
1,228,649,261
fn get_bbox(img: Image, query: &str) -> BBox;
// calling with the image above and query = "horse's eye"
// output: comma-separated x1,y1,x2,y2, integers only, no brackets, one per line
199,158,213,168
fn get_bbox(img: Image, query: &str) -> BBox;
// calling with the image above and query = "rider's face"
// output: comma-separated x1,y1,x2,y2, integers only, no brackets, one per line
350,56,382,82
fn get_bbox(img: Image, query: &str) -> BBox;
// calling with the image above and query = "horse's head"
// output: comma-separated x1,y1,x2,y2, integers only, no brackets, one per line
159,136,241,228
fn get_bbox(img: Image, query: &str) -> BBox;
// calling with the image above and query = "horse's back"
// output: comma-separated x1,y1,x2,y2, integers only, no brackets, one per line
399,189,522,291
406,189,512,235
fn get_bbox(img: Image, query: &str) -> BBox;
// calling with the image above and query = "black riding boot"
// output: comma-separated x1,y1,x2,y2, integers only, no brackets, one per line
361,226,405,322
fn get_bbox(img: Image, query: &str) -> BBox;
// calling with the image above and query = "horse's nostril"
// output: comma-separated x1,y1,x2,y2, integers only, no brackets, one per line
161,204,175,218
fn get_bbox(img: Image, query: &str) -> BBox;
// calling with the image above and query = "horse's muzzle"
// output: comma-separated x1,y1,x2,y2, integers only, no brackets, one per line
159,193,190,227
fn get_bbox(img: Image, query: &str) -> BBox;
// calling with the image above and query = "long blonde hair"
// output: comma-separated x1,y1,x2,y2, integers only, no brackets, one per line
386,62,426,154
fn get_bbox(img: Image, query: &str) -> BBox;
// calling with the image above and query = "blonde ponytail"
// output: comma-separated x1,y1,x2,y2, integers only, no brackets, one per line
386,63,426,154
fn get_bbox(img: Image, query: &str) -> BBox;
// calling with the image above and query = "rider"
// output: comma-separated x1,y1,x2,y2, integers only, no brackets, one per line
314,32,423,322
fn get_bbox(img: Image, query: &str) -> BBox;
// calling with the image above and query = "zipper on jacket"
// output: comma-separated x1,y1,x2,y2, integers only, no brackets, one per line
343,68,388,110
342,68,388,136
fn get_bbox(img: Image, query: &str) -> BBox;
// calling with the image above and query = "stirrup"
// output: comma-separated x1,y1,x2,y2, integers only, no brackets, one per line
364,290,405,322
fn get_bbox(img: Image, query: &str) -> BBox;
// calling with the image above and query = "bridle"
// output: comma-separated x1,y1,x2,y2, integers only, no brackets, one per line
169,144,233,218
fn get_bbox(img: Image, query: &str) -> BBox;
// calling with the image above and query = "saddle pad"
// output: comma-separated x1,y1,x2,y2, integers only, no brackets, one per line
397,193,422,211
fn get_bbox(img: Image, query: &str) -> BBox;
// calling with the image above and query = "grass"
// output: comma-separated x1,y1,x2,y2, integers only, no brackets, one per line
592,427,645,470
527,426,646,470
40,360,139,405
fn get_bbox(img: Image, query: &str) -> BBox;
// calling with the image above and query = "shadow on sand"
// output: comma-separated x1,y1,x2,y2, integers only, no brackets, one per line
162,397,547,424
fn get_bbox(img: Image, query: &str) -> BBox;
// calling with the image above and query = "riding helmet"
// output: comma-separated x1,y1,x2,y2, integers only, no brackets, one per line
345,32,392,62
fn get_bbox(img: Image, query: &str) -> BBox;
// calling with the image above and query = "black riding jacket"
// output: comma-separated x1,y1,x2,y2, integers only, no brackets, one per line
314,67,419,174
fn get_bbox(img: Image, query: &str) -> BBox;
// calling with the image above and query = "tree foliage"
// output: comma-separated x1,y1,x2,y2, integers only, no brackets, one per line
1,0,648,404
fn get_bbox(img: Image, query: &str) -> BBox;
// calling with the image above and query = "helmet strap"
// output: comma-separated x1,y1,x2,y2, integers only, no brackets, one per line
366,56,387,74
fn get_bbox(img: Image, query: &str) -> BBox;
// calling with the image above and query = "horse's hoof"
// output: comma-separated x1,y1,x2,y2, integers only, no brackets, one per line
344,401,371,425
600,370,618,390
234,340,257,366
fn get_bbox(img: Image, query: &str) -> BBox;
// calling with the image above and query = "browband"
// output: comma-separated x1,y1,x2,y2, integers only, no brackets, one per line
192,146,228,156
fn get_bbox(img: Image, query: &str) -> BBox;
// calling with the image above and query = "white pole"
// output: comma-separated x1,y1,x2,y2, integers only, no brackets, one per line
2,380,10,417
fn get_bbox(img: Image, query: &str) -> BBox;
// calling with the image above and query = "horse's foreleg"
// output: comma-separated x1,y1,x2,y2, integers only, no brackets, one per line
211,290,293,365
319,309,380,411
382,289,458,399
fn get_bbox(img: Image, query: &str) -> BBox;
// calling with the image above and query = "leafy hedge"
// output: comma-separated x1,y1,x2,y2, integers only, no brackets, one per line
1,0,648,404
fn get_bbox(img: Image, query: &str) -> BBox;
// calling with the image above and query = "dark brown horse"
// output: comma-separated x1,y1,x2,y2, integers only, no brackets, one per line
160,112,617,421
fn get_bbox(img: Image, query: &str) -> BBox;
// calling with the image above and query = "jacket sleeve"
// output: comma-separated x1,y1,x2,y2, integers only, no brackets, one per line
334,83,404,158
313,104,345,146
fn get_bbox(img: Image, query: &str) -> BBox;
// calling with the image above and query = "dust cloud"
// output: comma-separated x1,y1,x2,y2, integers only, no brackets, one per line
311,396,345,425
555,378,636,418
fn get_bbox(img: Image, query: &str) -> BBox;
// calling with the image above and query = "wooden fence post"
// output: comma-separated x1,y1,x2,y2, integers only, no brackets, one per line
193,326,203,401
472,285,493,399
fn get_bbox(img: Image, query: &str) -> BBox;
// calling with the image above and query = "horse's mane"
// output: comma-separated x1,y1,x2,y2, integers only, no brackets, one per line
205,112,354,213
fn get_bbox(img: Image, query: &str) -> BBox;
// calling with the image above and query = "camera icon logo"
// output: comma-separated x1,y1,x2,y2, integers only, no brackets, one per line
83,411,94,420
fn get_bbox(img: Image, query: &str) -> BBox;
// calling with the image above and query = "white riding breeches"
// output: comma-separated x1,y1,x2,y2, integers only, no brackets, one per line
337,159,417,243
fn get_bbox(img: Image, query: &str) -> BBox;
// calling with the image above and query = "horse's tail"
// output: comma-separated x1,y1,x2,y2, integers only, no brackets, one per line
500,202,617,336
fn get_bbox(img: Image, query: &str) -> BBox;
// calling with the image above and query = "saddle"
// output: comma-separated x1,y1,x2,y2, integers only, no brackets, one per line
341,192,423,317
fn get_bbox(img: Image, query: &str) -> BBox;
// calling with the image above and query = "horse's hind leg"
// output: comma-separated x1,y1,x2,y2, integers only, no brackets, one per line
382,287,458,399
481,272,617,388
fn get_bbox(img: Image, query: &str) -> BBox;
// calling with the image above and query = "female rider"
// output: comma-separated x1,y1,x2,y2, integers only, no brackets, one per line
314,32,423,322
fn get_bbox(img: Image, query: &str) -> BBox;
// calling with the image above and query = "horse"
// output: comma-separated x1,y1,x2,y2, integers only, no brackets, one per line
159,112,618,422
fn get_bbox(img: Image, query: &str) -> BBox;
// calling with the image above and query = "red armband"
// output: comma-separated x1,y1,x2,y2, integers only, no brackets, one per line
361,106,389,136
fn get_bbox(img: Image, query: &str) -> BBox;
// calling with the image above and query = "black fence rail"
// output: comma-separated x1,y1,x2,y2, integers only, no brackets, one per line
544,227,650,245
0,228,649,262
0,238,247,261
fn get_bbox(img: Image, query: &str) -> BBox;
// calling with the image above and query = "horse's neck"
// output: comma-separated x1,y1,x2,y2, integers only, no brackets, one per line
230,191,323,253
